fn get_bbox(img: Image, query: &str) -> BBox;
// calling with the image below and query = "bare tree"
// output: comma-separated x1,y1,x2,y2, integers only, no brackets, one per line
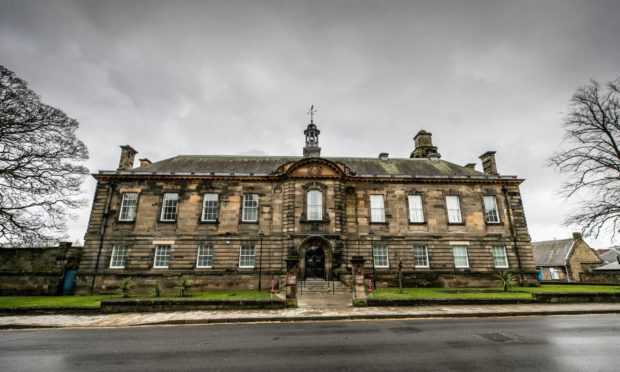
0,65,89,247
549,78,620,240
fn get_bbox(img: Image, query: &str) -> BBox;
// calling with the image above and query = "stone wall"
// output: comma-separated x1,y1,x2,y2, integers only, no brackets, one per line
567,235,602,281
580,271,620,284
0,243,82,295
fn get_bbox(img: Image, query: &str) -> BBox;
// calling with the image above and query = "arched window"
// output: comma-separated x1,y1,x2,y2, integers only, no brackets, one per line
307,190,323,220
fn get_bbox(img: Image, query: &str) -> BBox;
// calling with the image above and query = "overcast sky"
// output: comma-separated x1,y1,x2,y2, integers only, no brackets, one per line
2,0,619,247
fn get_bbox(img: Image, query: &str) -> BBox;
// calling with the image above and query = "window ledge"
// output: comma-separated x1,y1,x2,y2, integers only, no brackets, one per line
116,220,136,224
370,222,388,225
448,222,466,226
158,220,177,224
408,222,427,225
199,220,219,225
300,219,330,224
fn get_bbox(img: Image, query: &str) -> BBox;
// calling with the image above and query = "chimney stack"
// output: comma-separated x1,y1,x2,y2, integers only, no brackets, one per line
410,130,441,159
139,158,152,168
479,151,498,175
118,145,138,171
378,153,389,160
572,231,583,241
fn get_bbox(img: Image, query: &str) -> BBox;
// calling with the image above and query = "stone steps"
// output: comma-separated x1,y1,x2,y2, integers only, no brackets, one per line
299,280,351,294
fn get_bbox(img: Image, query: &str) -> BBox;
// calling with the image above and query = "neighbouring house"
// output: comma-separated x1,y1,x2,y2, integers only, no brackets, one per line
596,247,620,264
532,233,602,282
76,119,538,294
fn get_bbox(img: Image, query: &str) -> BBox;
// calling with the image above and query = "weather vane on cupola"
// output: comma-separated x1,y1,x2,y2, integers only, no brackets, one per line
303,105,321,157
307,104,317,124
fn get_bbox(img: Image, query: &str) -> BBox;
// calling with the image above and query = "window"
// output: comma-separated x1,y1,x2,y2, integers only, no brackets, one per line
239,244,255,268
452,246,469,268
446,196,462,224
119,193,138,221
413,245,429,268
370,195,386,223
109,245,128,268
201,193,219,222
242,194,259,222
196,244,213,268
408,195,425,223
160,193,178,221
491,245,509,268
154,245,171,268
373,244,389,268
307,190,323,220
483,196,500,223
549,267,560,280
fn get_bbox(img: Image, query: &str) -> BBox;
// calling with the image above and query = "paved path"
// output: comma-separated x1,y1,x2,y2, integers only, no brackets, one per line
2,303,620,329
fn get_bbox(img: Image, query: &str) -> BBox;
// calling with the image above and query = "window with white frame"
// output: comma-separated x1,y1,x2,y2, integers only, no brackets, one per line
201,193,219,222
491,245,509,268
446,195,463,224
307,190,323,220
408,194,425,223
370,195,386,223
549,267,560,280
160,193,179,221
153,245,171,268
483,196,500,224
239,244,255,268
242,194,259,222
413,245,429,268
109,245,128,268
119,193,138,221
452,245,469,268
373,244,389,268
196,244,213,268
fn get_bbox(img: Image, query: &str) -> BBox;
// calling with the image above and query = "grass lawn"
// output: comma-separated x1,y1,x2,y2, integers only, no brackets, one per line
0,290,275,308
373,285,620,300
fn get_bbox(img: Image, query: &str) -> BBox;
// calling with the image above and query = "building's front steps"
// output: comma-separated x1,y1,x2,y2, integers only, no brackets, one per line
297,279,353,308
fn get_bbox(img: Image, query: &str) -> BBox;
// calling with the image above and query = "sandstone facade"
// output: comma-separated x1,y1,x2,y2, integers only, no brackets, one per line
77,125,537,294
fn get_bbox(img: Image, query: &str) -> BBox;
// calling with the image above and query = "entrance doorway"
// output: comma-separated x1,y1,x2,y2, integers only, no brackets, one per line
305,245,325,279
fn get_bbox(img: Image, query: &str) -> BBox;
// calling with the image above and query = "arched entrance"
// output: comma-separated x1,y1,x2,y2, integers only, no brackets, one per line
298,235,334,281
305,245,325,279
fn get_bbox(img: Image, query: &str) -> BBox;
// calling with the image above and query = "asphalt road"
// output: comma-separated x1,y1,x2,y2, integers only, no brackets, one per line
1,315,619,371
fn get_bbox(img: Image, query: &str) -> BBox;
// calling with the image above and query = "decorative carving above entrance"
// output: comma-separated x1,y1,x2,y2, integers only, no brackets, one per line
272,158,355,179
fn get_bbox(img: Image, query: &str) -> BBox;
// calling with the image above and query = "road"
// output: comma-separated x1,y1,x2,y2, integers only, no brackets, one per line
0,314,619,371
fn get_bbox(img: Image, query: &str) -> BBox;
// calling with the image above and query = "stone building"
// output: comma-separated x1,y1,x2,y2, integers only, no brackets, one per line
532,232,602,282
76,120,537,294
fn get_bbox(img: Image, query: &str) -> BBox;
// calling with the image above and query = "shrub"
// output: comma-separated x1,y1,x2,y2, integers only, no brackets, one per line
152,282,163,297
119,277,135,298
496,271,518,292
178,276,192,297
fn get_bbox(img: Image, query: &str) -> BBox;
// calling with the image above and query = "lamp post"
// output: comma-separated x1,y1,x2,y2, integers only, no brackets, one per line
369,230,376,291
258,231,264,291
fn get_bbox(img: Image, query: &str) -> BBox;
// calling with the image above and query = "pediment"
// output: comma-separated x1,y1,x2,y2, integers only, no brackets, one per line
272,158,355,178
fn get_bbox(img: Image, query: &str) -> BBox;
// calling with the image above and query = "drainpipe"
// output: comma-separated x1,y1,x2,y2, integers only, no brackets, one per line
502,186,524,283
564,264,571,283
90,181,116,294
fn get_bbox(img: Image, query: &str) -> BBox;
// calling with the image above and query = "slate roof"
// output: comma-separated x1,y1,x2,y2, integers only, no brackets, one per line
597,248,620,264
127,155,492,178
593,260,620,271
532,239,574,267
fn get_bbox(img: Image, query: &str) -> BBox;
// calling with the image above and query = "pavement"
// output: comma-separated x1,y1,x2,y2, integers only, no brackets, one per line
2,299,620,329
